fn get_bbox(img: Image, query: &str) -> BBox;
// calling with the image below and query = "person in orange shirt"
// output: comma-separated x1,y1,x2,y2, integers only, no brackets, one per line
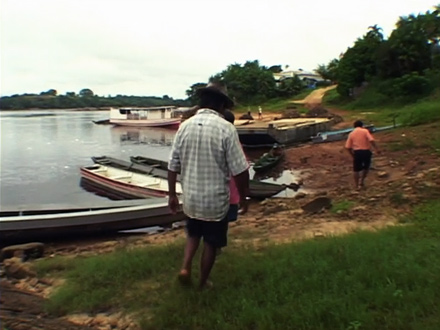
345,120,380,189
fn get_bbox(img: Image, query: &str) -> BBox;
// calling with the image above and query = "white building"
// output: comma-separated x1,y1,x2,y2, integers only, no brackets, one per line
273,69,325,85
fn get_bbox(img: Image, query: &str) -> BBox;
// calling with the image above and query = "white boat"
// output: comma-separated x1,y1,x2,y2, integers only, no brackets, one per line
111,126,176,146
80,164,183,199
109,106,181,127
0,199,186,244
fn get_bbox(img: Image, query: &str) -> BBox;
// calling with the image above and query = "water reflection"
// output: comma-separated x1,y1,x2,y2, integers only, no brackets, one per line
111,126,176,146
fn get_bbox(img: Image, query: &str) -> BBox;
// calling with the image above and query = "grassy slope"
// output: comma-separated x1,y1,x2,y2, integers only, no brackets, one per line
323,88,440,127
38,201,440,330
234,89,312,114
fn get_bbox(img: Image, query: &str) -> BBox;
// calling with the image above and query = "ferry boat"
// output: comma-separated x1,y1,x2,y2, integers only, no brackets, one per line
109,106,181,127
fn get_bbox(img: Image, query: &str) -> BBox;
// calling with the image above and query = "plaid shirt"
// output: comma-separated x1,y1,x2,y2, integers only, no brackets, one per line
168,108,249,221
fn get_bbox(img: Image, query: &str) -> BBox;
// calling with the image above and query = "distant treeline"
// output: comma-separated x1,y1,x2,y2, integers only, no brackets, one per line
0,88,190,110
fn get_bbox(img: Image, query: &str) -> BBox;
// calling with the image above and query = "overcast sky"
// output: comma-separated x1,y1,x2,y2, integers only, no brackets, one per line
1,0,436,99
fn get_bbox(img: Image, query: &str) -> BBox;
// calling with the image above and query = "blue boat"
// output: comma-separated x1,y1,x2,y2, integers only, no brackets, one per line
311,125,376,144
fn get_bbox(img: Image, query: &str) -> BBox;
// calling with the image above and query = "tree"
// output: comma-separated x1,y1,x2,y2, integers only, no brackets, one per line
315,58,339,82
40,89,57,96
337,25,384,97
268,65,283,73
79,88,94,98
376,7,440,78
215,60,277,105
185,82,207,105
276,76,305,97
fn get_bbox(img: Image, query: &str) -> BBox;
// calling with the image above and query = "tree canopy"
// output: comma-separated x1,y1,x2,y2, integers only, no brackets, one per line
333,5,440,98
0,90,189,110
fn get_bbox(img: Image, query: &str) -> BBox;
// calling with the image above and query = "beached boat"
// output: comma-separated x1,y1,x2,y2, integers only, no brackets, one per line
130,155,169,170
109,106,181,127
253,146,285,173
111,126,175,146
236,118,332,148
129,155,290,199
93,118,110,125
92,155,178,181
0,199,186,244
311,125,375,144
80,164,183,199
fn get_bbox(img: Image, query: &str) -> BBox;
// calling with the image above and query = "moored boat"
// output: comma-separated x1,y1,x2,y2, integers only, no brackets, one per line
311,125,375,144
109,106,181,128
80,164,183,199
130,155,169,171
0,199,186,244
92,155,178,181
129,155,291,199
253,145,285,173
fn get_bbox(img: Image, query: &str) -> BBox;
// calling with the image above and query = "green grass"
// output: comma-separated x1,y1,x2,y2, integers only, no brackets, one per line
322,87,440,127
235,89,313,114
387,137,417,152
331,199,355,214
38,200,440,329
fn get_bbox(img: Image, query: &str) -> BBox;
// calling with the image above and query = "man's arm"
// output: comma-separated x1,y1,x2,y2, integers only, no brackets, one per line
167,129,182,214
168,170,178,196
234,169,249,214
167,170,179,214
345,147,354,158
371,140,380,154
345,135,354,157
225,127,250,213
233,170,249,202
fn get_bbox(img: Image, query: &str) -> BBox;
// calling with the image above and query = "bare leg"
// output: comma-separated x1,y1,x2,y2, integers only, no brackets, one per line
353,171,360,189
360,169,369,187
199,242,217,289
178,236,200,284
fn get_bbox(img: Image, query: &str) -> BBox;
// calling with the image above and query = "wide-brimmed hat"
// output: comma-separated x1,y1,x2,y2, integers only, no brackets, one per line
197,82,234,109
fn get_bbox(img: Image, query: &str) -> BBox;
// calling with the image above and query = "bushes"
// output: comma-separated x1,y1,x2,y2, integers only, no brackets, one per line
379,72,434,99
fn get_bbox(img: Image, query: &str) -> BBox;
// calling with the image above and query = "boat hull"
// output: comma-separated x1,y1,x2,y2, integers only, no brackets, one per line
110,119,181,128
80,165,181,198
0,201,186,245
129,155,287,199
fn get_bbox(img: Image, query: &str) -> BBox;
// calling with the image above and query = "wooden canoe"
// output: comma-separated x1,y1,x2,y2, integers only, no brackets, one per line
129,155,288,199
253,153,284,173
80,164,182,199
0,199,186,244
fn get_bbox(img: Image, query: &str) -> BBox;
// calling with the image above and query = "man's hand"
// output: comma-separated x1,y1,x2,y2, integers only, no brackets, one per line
238,198,248,215
168,194,179,214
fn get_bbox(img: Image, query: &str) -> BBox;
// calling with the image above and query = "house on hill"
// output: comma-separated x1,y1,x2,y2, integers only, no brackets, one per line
273,69,326,88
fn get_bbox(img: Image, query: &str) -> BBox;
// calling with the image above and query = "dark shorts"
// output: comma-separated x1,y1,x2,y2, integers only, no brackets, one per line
186,217,229,248
353,150,372,172
227,204,239,222
186,205,239,248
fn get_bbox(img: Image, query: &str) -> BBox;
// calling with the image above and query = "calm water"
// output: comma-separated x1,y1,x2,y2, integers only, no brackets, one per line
0,110,299,208
0,110,175,207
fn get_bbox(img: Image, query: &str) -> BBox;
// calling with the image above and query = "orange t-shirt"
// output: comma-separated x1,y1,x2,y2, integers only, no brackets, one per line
345,127,374,150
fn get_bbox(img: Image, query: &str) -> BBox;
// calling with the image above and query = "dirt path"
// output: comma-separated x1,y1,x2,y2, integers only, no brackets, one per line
291,85,337,108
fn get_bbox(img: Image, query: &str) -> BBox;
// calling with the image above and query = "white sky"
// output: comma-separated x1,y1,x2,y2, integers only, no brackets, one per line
1,0,437,99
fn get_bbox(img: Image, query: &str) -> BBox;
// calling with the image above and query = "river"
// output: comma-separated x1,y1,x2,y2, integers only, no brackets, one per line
0,110,175,207
0,109,298,208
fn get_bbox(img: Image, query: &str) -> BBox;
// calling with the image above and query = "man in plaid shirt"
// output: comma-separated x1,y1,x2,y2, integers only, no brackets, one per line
168,82,249,289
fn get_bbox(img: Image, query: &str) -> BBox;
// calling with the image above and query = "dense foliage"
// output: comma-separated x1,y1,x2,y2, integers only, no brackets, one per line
318,5,440,100
186,60,309,106
0,89,189,110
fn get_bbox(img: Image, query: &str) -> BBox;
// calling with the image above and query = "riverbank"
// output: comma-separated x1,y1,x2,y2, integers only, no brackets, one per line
1,88,440,329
